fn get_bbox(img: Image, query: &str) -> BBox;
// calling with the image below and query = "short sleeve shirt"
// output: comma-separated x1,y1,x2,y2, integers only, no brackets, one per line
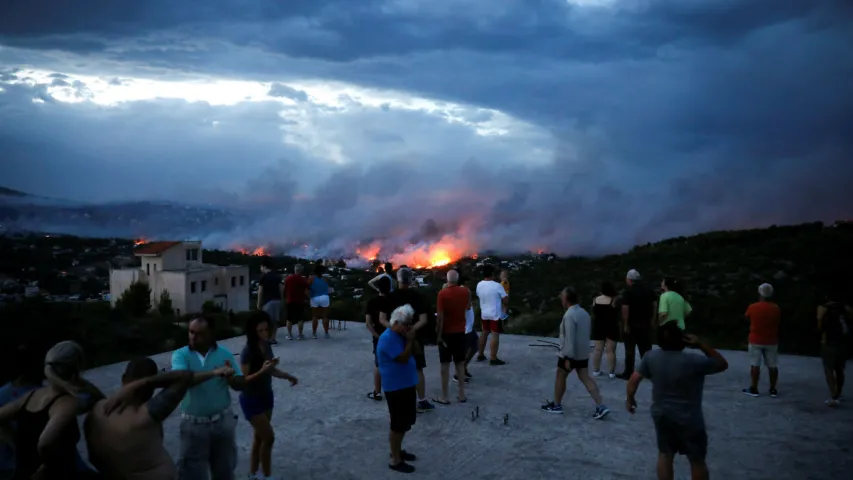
240,342,275,397
745,301,780,345
171,345,243,417
376,330,418,392
476,280,507,320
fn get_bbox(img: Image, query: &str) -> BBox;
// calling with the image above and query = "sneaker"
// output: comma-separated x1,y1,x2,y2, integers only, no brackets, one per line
417,400,435,413
476,355,487,362
541,401,563,414
742,387,759,397
465,370,473,379
769,388,778,398
297,334,305,340
269,339,278,345
313,334,318,339
368,391,383,401
826,398,839,407
593,405,610,420
615,372,632,380
489,358,506,366
247,474,260,480
389,461,415,473
592,371,602,377
452,375,470,384
285,335,293,340
324,332,330,339
608,373,616,379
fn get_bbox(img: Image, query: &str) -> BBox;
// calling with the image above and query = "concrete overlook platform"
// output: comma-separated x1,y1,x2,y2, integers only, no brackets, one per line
80,327,853,479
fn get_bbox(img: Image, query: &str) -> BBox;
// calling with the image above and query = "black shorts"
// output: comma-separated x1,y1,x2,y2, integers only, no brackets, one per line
385,386,417,433
438,333,467,364
652,415,708,463
286,302,305,323
591,319,620,341
557,356,589,371
465,331,479,352
413,340,426,369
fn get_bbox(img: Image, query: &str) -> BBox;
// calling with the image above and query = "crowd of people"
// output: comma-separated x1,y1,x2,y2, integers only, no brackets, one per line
0,262,848,480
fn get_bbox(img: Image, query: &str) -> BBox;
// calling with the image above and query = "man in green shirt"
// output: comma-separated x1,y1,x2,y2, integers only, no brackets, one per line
658,277,692,330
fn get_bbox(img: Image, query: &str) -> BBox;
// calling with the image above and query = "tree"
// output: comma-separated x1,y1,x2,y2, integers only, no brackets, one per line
157,289,173,316
117,281,152,317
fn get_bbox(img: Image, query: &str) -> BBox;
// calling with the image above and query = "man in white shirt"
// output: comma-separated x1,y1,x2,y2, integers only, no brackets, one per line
475,266,508,366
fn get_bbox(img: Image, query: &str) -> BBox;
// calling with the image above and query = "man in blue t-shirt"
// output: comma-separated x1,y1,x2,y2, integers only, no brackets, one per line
376,304,419,474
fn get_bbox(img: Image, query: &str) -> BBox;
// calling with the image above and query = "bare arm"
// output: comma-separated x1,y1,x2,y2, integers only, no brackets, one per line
0,395,26,425
697,342,728,372
367,274,384,292
378,311,391,329
621,305,630,330
436,312,445,342
144,373,197,423
38,397,79,465
271,368,297,383
394,336,416,363
44,366,105,412
256,286,264,309
412,313,428,332
626,372,643,400
227,375,246,391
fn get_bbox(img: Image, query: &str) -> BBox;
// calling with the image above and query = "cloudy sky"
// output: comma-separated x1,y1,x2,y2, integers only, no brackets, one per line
1,0,851,257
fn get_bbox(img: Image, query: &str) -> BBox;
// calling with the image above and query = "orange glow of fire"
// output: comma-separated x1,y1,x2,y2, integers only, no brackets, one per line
355,242,382,262
133,238,149,246
238,246,268,256
389,235,477,270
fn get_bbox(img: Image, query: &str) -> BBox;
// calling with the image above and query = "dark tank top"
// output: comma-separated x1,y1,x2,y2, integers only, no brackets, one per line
14,390,78,480
592,300,618,326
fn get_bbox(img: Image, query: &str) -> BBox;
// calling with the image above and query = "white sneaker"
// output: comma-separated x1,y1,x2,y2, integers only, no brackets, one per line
247,473,260,480
825,398,839,407
608,373,616,379
592,371,602,377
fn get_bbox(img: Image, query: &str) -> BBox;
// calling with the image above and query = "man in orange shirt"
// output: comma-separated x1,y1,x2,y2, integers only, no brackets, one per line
434,270,470,405
742,283,781,398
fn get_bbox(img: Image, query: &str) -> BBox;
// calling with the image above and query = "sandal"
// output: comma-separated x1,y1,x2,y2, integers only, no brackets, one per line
432,397,451,405
368,392,383,401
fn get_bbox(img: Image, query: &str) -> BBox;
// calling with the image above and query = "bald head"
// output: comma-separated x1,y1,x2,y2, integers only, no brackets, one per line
446,269,459,285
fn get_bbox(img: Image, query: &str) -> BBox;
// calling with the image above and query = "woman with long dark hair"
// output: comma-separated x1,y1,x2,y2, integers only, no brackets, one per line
239,311,298,480
308,264,332,339
590,281,620,378
659,277,692,330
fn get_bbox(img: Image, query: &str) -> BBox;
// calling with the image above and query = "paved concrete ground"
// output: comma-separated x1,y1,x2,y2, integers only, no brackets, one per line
80,326,852,479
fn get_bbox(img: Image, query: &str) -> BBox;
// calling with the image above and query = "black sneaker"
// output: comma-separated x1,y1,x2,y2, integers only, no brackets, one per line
368,391,383,401
769,388,778,398
452,375,470,384
489,358,506,366
390,451,417,462
465,370,473,379
476,355,487,362
389,461,415,473
615,372,632,380
742,387,759,397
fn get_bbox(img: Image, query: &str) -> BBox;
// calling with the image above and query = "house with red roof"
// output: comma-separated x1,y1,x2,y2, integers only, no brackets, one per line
109,240,250,315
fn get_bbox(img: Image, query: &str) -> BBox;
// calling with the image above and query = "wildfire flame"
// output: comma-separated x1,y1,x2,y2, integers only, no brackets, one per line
133,238,149,246
239,246,268,256
360,234,477,270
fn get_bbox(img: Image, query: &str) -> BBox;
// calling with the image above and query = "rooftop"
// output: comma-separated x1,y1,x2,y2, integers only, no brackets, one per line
78,330,852,479
133,241,183,256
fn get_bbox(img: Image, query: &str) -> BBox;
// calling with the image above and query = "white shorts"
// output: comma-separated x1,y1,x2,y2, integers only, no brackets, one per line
748,344,779,368
310,295,330,308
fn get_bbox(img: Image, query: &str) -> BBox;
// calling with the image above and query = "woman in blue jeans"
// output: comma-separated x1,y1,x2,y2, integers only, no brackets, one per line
240,312,299,480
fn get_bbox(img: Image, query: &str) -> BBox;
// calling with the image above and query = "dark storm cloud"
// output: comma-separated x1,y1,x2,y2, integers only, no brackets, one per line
1,0,852,257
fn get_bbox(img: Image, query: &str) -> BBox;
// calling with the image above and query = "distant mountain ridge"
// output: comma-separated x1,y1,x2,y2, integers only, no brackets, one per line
0,186,27,197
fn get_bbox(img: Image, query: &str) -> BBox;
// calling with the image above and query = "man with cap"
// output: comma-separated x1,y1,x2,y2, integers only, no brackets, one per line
617,269,658,380
742,283,781,397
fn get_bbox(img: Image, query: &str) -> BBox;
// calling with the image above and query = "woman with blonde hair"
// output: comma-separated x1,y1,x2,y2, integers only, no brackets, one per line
0,341,104,479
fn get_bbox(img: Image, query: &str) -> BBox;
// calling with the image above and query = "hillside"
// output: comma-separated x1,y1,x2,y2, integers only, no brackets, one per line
1,221,851,380
0,185,27,197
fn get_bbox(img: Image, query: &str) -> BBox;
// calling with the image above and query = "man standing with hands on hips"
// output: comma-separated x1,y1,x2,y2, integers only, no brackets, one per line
171,316,247,480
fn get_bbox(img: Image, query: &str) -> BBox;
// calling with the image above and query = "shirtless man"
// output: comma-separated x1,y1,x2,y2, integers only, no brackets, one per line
85,357,232,480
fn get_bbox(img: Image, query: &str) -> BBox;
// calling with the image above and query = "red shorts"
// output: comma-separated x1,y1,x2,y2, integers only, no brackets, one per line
481,319,503,333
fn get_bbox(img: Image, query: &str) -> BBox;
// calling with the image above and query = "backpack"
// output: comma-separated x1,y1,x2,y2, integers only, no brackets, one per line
822,303,850,346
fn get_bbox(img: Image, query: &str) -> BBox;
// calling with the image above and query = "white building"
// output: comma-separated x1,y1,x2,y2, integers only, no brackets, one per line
109,240,250,316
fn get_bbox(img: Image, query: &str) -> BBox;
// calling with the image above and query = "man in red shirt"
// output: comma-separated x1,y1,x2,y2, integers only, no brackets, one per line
284,264,310,340
434,270,471,405
742,283,781,398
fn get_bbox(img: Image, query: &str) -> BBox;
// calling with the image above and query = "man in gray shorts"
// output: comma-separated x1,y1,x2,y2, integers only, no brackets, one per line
627,323,728,480
742,283,781,397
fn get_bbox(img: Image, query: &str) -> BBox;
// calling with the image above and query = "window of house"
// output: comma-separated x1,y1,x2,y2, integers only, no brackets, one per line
186,248,199,261
214,278,219,286
190,281,197,293
231,276,236,287
201,280,207,292
239,275,245,286
146,263,150,275
154,264,158,271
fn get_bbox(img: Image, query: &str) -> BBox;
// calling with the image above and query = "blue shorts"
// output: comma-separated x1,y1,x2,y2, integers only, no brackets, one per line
239,390,274,420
